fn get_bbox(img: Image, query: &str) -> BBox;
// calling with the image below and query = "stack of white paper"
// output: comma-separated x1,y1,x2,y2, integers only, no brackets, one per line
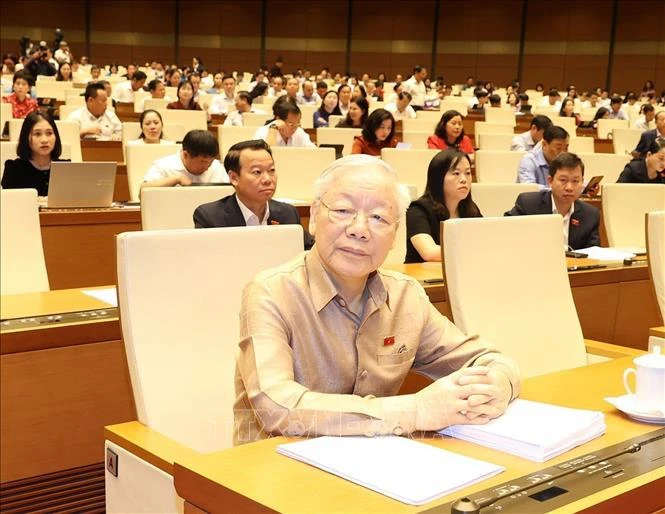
276,436,504,505
440,399,606,462
577,246,644,261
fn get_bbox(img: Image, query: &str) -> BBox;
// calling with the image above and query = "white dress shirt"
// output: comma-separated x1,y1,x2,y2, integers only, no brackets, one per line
210,94,235,115
66,106,122,138
384,102,416,121
253,122,316,147
403,77,426,107
553,201,574,250
237,196,270,226
142,151,229,183
112,81,136,103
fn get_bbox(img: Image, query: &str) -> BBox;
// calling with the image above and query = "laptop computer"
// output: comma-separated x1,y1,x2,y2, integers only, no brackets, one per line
46,162,117,208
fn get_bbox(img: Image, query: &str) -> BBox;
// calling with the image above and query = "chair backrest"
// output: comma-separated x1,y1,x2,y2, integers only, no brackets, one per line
121,122,186,160
597,118,629,139
64,95,85,106
646,211,665,323
0,103,12,130
327,114,344,128
474,121,514,137
567,137,594,154
476,133,513,151
1,141,18,175
125,143,181,202
402,118,437,133
241,112,272,127
415,110,443,122
140,186,234,230
475,150,526,183
272,147,336,200
553,116,577,134
579,107,599,122
576,152,631,183
383,184,418,266
1,189,50,294
380,148,438,195
298,104,317,129
441,97,469,115
254,95,277,109
612,128,642,155
442,215,587,378
471,183,540,217
132,90,151,112
58,104,79,121
116,225,304,451
401,131,431,150
143,98,170,112
218,125,258,159
35,81,74,101
602,184,665,247
316,127,361,156
484,107,516,126
52,120,83,162
157,109,207,133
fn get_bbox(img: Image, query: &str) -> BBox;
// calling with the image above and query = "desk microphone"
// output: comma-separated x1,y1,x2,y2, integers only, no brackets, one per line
449,431,665,514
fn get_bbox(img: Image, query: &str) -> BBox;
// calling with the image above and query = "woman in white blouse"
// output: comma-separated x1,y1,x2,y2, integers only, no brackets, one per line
128,109,173,145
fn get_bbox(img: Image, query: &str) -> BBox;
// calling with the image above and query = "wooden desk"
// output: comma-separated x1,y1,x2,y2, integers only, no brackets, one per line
40,207,141,289
1,287,135,505
385,259,658,350
167,357,664,514
81,139,124,163
650,326,665,338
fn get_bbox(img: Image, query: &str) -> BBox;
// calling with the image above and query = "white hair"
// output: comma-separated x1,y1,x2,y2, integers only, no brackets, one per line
312,154,412,219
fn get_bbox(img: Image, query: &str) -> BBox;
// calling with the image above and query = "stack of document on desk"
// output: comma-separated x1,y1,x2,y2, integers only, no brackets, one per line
276,436,504,505
440,399,606,462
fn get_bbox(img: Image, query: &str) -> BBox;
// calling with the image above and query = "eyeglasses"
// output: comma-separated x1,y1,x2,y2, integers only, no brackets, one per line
319,199,396,232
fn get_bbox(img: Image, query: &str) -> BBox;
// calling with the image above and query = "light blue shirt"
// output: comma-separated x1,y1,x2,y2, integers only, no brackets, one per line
517,146,550,190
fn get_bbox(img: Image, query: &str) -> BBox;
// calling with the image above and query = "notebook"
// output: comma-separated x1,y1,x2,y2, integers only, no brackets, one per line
47,162,117,208
276,436,504,505
440,399,606,462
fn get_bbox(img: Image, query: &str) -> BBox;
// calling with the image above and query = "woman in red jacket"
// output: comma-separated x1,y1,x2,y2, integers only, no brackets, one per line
427,109,474,161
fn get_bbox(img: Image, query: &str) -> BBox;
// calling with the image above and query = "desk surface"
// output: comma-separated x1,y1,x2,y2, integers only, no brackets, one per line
172,357,663,514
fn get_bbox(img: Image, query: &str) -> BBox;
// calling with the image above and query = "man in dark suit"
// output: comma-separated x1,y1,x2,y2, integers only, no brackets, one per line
632,110,665,158
505,152,600,250
194,139,314,249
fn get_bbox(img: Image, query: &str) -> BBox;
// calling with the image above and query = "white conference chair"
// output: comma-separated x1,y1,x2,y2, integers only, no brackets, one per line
140,186,234,230
576,152,631,184
143,98,170,111
401,131,431,150
646,211,665,323
476,133,513,151
157,109,207,133
217,125,258,159
597,118,629,139
553,116,577,135
272,147,336,200
298,104,317,129
57,104,79,121
1,141,18,173
0,102,12,131
442,215,631,378
567,137,595,154
1,189,50,294
475,150,526,183
579,107,599,122
485,107,516,126
380,148,438,194
241,111,272,127
402,118,437,133
415,110,443,122
327,114,344,128
121,122,186,161
612,128,642,155
35,80,74,101
383,184,418,266
474,122,514,138
602,184,665,247
106,226,304,513
316,127,361,156
471,183,539,217
125,143,181,202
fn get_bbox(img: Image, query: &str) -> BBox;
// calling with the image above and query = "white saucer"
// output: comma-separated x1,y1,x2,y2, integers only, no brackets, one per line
605,395,665,424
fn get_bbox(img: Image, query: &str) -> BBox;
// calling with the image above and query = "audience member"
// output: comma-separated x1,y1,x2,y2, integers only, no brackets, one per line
193,139,314,249
210,75,237,114
385,91,416,121
55,62,72,81
538,89,561,112
511,115,552,152
632,110,665,158
316,81,328,99
285,77,300,101
633,104,655,132
142,129,228,188
207,73,224,94
608,96,627,120
427,110,474,159
167,80,202,110
223,91,264,126
405,149,481,263
233,153,520,443
403,65,427,110
297,81,321,105
67,82,121,138
313,90,341,127
517,125,569,189
618,139,665,184
337,84,352,116
351,109,398,156
127,109,173,145
254,97,315,147
468,87,489,110
269,76,286,97
2,111,68,195
336,97,369,128
559,98,580,126
506,152,599,250
25,46,57,77
112,70,147,103
2,70,38,118
53,41,73,65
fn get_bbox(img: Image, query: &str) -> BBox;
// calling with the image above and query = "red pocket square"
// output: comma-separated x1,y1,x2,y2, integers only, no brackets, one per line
571,218,580,226
270,220,280,225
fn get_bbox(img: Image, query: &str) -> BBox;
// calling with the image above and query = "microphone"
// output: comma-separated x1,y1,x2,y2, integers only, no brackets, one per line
449,431,665,514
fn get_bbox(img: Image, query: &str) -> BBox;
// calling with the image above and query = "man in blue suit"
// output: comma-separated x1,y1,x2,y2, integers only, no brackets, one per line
505,152,600,250
632,110,665,158
194,139,314,249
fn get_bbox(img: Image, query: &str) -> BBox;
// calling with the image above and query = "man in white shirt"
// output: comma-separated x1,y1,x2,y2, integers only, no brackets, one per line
608,97,628,120
67,82,122,138
511,115,552,151
210,76,236,114
402,65,427,110
633,105,656,132
468,87,489,109
142,130,229,189
269,76,286,97
112,70,147,103
254,98,315,147
223,92,265,126
385,91,416,121
285,77,300,102
296,81,320,105
538,90,561,112
54,41,73,65
337,84,352,116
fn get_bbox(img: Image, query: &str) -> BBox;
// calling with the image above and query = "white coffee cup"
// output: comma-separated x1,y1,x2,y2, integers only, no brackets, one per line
623,347,665,412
